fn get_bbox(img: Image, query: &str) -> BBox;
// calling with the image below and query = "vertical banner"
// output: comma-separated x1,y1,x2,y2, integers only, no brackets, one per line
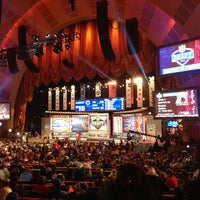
109,81,117,98
126,78,132,108
95,82,102,97
149,76,155,107
62,86,67,110
71,85,75,110
55,87,60,110
48,88,52,111
136,78,143,107
80,84,86,99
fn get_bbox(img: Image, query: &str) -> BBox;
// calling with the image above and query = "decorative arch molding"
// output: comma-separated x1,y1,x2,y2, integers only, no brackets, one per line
14,20,160,129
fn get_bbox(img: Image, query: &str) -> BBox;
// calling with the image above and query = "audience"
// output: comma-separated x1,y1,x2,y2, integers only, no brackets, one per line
0,138,199,199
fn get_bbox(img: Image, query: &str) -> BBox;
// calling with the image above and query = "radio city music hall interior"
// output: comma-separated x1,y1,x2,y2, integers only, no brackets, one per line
1,1,200,199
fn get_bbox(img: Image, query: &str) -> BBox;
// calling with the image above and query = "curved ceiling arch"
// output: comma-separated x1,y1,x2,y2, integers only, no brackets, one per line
0,0,200,126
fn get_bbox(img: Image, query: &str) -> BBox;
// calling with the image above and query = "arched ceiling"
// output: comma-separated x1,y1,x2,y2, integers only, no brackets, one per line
0,0,200,107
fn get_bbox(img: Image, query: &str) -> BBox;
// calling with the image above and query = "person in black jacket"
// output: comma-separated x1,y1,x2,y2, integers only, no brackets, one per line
48,178,69,200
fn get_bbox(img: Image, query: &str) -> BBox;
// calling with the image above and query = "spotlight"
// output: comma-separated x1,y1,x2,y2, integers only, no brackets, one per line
52,37,63,54
64,36,70,50
65,42,70,50
32,35,39,41
45,33,51,38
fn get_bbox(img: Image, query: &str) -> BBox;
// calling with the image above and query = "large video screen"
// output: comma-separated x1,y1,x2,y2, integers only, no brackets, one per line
158,37,200,76
153,88,199,119
50,115,71,133
71,115,88,132
75,97,124,112
0,102,11,120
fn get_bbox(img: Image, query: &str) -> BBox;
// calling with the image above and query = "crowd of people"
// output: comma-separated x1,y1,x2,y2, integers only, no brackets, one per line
0,137,200,199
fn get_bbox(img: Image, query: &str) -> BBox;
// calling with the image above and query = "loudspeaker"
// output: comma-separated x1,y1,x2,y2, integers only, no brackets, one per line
62,58,74,68
18,25,39,73
96,1,115,61
126,18,140,54
7,48,20,74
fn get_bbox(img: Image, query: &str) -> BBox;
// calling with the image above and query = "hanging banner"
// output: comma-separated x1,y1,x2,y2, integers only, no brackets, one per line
136,79,143,107
62,86,67,110
71,85,75,110
95,82,102,97
48,88,52,111
126,78,132,108
149,76,155,107
109,82,117,98
80,84,86,100
55,87,60,110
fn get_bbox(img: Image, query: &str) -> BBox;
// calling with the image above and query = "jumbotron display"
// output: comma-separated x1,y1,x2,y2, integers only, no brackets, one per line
153,88,199,119
0,102,11,120
75,97,124,112
158,37,200,76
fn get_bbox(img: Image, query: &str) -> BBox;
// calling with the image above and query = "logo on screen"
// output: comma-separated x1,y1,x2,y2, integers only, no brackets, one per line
171,44,194,66
91,116,106,129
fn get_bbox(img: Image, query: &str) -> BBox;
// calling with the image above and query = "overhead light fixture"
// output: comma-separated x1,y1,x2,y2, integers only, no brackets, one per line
34,45,44,57
52,35,63,54
0,26,81,69
32,35,40,41
64,36,70,50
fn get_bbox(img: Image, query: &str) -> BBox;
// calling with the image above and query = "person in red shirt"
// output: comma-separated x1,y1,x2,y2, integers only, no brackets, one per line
165,168,178,189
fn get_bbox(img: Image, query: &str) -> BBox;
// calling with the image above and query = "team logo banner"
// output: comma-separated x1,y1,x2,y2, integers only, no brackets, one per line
109,83,117,98
126,78,133,108
149,76,155,107
55,87,60,110
95,82,102,97
62,86,67,110
48,88,52,111
71,85,75,110
80,84,86,99
137,81,143,107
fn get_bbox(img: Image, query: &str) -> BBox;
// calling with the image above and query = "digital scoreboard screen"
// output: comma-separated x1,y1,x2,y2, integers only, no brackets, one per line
153,88,199,119
158,37,200,77
75,97,125,112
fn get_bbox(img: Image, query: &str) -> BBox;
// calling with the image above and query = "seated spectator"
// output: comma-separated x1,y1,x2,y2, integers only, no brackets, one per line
48,178,69,199
0,164,6,181
107,168,118,181
99,162,157,200
187,173,200,200
144,166,169,199
19,167,33,181
0,179,12,200
165,168,178,189
32,175,52,192
6,191,19,200
57,173,69,192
